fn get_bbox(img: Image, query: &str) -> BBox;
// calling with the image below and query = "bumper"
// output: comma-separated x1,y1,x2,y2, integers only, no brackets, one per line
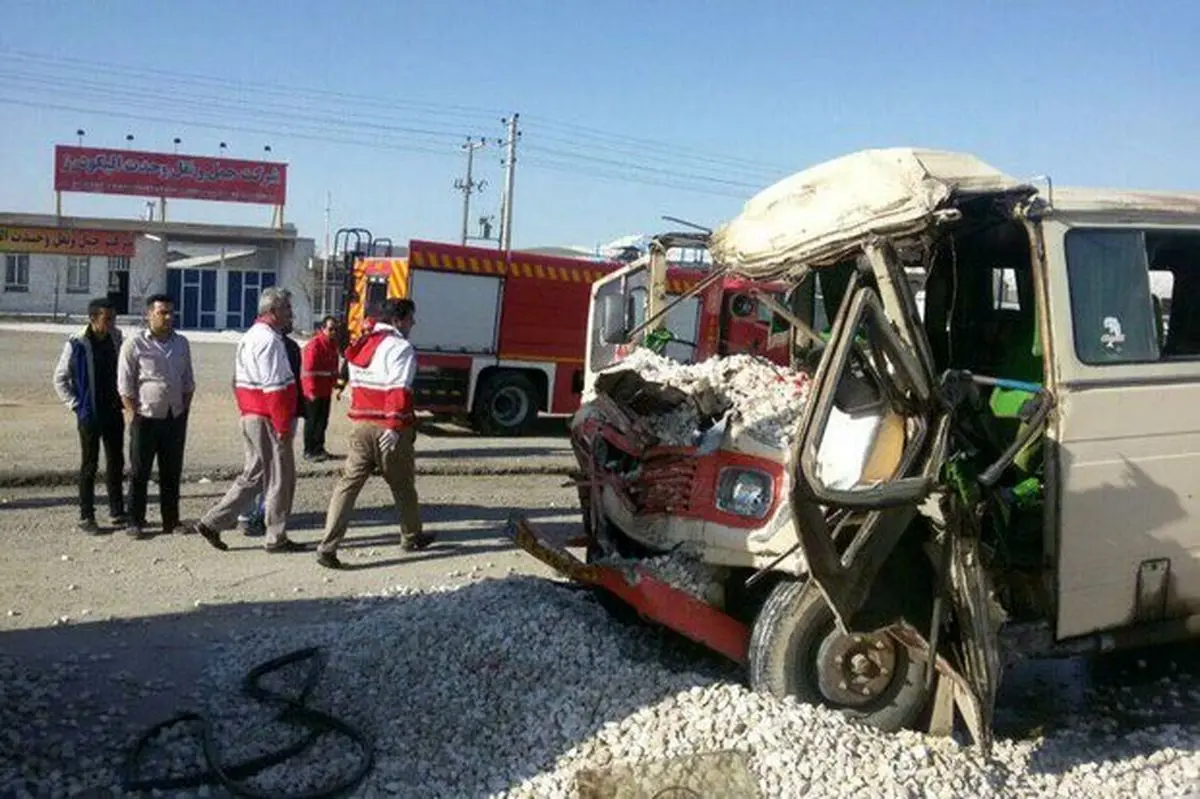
504,515,752,665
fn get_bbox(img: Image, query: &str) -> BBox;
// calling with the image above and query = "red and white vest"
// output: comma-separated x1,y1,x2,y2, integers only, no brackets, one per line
345,323,416,430
233,320,298,437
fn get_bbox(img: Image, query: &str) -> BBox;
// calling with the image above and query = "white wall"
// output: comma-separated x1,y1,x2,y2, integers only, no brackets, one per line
1,227,315,330
278,237,316,333
0,234,167,319
1,252,105,317
128,235,167,310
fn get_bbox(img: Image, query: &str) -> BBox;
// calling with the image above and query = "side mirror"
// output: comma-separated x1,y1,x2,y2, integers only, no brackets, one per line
600,293,629,344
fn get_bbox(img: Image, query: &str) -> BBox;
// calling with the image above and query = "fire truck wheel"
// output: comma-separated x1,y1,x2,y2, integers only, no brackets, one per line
748,578,930,733
472,373,539,436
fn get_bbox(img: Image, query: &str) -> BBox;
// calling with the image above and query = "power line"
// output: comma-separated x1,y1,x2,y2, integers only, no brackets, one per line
521,156,750,199
529,127,783,181
3,66,773,190
2,93,766,203
0,49,504,123
0,49,780,185
523,143,762,189
522,114,792,174
0,69,472,143
0,96,462,159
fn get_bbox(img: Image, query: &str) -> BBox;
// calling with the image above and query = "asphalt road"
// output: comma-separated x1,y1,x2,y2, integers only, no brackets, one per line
0,326,576,485
0,473,578,633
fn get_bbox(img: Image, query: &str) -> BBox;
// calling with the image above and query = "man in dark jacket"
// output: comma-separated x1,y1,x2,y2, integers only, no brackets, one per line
53,297,126,534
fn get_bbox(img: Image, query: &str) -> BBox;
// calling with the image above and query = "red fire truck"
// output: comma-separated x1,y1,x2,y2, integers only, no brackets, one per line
340,233,792,435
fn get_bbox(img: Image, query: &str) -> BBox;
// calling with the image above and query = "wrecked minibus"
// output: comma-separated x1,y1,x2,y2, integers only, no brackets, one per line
507,148,1200,748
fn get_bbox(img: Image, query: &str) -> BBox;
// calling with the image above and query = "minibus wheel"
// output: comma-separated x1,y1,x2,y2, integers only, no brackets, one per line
749,578,930,732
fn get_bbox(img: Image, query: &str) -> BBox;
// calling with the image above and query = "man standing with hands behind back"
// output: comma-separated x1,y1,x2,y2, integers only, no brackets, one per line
118,294,194,538
189,287,304,554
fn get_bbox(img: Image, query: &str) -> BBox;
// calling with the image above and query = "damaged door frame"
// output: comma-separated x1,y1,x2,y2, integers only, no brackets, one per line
786,236,1010,750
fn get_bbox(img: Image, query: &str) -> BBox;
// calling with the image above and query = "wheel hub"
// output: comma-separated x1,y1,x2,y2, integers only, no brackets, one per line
490,386,529,426
816,630,898,707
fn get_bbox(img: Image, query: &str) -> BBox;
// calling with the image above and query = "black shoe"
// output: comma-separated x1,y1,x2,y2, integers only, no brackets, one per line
107,512,128,528
77,519,101,536
189,521,228,551
316,551,343,569
124,522,150,540
265,539,306,554
400,532,437,552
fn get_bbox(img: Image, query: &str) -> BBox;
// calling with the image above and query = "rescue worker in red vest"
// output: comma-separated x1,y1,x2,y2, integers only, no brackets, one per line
300,314,341,461
316,298,432,569
189,287,305,554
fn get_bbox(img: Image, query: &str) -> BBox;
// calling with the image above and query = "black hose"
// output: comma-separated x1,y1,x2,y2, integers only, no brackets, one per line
121,646,374,798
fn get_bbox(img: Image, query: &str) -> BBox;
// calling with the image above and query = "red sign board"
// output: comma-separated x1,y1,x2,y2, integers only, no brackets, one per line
0,225,136,256
54,145,287,206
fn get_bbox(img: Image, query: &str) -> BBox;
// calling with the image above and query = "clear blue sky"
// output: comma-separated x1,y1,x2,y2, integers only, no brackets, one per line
2,0,1198,253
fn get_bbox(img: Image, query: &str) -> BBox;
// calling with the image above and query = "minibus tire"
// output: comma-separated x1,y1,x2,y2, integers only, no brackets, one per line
748,578,930,733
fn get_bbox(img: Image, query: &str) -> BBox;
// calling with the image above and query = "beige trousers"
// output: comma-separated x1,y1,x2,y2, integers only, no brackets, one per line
318,423,421,554
201,415,296,546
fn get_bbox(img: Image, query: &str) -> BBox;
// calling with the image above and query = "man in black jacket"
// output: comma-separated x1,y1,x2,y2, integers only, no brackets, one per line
53,298,126,534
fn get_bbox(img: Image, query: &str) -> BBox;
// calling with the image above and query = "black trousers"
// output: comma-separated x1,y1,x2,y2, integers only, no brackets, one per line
129,412,187,529
303,396,332,455
78,415,125,521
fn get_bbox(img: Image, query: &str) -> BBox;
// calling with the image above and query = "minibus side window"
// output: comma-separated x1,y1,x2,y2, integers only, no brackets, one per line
1064,229,1160,364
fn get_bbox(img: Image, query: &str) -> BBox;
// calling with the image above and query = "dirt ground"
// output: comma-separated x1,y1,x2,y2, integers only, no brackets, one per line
0,323,585,772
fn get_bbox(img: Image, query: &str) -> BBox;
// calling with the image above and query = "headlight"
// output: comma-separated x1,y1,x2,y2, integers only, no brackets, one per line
715,468,773,519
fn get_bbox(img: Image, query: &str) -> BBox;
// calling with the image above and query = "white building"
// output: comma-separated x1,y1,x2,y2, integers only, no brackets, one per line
0,213,317,332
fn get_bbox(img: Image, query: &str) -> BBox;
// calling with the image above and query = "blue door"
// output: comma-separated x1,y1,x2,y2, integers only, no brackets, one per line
226,270,278,330
167,268,217,329
167,269,181,324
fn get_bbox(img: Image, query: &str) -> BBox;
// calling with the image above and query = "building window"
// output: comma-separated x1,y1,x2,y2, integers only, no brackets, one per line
107,256,131,272
66,256,91,294
4,254,29,292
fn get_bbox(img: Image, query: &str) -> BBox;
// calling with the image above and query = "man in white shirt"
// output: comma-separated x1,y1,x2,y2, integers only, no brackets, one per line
117,294,194,538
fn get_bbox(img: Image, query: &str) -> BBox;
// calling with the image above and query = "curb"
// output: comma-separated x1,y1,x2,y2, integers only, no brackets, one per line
0,460,576,489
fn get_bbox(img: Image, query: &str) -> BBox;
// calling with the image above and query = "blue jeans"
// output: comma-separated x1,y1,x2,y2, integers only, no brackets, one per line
237,492,265,525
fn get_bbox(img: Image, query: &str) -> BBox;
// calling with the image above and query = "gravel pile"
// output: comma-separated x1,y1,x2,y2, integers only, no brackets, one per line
2,576,1199,798
597,349,811,449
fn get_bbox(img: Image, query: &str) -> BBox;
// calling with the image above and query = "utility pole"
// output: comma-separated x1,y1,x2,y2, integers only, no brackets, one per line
454,138,487,245
497,113,520,252
322,191,331,318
